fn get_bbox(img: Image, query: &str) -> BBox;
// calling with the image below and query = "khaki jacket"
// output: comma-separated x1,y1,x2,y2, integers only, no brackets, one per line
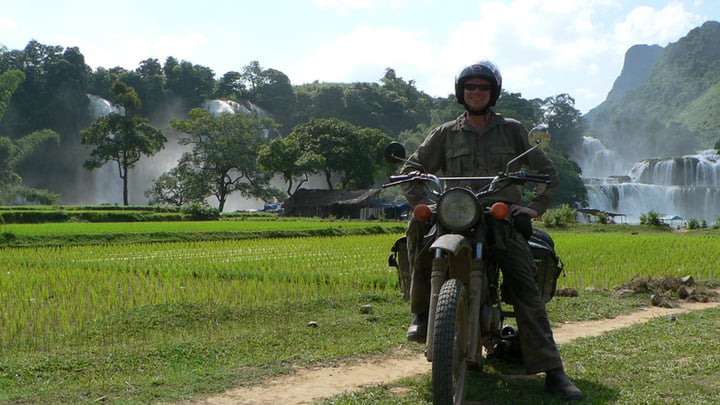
401,112,558,216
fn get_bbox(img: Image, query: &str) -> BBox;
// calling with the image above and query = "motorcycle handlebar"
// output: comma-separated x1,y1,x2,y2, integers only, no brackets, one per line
506,171,551,183
384,171,549,188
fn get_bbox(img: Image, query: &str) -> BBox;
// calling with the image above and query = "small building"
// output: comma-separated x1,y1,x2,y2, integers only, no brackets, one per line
660,215,684,228
577,208,626,224
282,188,387,219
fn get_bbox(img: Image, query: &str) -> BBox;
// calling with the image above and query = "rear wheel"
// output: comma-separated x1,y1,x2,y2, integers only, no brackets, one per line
432,279,468,405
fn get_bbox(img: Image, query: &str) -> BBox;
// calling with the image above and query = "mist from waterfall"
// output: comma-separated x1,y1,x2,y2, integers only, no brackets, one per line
82,97,325,211
573,136,720,224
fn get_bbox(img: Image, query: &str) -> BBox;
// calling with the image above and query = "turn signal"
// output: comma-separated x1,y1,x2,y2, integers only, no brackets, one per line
413,204,432,221
490,202,509,219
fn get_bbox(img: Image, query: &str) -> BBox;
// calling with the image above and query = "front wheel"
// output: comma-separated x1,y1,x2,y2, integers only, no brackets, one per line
432,279,468,405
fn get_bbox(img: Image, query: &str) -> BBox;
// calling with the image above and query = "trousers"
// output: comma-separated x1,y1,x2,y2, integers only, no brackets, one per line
406,216,564,373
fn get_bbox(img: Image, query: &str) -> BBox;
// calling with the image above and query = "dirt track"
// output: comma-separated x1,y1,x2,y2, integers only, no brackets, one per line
194,300,720,405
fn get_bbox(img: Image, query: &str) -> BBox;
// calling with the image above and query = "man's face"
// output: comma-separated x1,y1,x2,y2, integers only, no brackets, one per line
463,78,492,111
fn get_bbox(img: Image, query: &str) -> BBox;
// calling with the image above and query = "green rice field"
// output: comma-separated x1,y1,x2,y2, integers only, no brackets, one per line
1,219,719,403
2,224,718,347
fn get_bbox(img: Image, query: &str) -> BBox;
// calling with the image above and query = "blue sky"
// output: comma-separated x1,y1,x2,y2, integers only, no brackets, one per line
1,0,718,113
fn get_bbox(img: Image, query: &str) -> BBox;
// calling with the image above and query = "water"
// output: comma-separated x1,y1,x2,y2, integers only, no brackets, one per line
574,137,720,224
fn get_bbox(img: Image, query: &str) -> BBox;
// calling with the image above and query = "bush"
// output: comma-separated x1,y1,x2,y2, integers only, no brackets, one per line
542,204,576,227
639,210,662,226
181,202,220,220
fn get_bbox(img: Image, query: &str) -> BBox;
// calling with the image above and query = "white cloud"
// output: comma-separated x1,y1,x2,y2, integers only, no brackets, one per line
78,33,209,70
311,0,422,15
0,15,17,30
311,0,376,15
614,2,705,50
287,25,434,84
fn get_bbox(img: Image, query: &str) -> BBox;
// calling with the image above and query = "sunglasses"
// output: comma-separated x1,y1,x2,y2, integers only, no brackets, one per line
463,83,492,91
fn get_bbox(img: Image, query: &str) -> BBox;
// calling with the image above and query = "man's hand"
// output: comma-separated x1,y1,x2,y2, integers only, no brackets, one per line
510,205,538,218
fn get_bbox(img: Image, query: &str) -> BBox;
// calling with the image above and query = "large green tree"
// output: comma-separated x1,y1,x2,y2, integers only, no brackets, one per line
169,107,284,212
81,81,166,205
288,117,392,190
163,57,215,114
144,156,209,206
257,135,323,196
0,69,60,204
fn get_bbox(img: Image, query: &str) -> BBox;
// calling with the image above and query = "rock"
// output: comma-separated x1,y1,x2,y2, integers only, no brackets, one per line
677,285,694,299
556,287,579,297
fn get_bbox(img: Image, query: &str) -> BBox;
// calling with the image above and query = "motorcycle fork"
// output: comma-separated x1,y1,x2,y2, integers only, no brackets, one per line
425,249,446,362
467,243,484,364
424,242,484,363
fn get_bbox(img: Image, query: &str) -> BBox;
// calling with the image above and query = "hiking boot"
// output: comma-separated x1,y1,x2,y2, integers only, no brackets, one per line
545,368,583,401
406,312,428,343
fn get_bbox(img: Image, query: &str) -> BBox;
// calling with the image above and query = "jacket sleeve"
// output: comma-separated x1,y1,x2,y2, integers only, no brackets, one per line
400,125,447,206
521,132,559,216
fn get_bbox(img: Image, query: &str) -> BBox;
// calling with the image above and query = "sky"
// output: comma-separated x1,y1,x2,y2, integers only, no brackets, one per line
1,0,718,114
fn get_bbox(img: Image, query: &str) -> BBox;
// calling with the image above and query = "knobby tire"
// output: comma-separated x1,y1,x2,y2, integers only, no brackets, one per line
432,279,468,405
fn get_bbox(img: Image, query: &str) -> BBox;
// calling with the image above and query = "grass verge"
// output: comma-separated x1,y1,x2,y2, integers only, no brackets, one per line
0,288,687,404
321,306,720,404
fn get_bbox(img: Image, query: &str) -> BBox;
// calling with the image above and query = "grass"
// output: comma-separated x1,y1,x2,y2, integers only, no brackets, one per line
0,219,718,403
321,306,720,404
0,219,406,247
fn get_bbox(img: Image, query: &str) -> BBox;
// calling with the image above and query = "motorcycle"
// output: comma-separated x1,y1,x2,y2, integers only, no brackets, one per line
384,125,564,405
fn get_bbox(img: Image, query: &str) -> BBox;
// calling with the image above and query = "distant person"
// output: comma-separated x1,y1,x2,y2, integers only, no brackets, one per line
400,60,582,401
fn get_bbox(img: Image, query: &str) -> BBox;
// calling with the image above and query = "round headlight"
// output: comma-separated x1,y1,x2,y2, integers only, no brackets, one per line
437,188,480,231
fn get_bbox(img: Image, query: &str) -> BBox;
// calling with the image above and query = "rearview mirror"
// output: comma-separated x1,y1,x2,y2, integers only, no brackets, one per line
384,141,406,164
528,124,551,149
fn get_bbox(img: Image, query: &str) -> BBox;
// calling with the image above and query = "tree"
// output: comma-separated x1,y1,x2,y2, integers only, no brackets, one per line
545,150,587,209
542,94,587,156
81,81,166,205
288,117,392,189
215,71,245,99
257,135,322,196
0,69,61,204
164,57,215,113
237,61,295,128
169,107,284,212
145,156,209,206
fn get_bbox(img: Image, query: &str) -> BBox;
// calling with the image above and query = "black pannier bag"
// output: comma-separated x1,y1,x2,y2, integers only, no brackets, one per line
388,236,410,300
528,228,564,302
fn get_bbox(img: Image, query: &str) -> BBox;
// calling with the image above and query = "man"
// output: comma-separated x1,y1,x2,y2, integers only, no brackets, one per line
401,60,582,401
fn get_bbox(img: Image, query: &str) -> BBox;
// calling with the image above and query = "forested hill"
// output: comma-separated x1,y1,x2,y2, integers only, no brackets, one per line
588,20,720,162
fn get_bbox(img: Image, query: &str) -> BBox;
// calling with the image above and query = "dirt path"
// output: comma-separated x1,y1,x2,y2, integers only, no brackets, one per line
195,301,720,405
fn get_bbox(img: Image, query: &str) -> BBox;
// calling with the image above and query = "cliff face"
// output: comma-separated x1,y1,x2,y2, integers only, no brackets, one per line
588,20,720,161
605,44,664,101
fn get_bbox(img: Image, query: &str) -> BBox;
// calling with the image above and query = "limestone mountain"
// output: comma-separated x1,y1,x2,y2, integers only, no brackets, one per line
588,20,720,162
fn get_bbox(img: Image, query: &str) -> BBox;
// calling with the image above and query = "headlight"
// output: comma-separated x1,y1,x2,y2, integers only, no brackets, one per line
437,188,480,231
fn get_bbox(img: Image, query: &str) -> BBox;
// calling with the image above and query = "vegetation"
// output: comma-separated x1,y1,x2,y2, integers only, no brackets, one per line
0,217,719,403
81,81,167,205
0,69,61,204
160,107,284,211
0,41,587,211
589,21,720,160
322,307,720,404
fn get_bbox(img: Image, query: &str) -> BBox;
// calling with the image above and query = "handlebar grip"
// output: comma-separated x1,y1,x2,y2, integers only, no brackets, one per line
521,173,551,183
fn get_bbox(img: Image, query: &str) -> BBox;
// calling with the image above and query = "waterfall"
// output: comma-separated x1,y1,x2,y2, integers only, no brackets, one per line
575,136,630,178
575,138,720,224
87,94,125,118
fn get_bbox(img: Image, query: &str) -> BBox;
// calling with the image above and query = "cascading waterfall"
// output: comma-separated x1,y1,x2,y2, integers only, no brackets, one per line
575,136,720,224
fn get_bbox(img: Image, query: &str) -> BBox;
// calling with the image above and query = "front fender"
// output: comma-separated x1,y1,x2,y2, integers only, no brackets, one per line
430,234,472,256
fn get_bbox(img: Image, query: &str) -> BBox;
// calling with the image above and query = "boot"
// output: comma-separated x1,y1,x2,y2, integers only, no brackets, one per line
545,368,582,401
406,312,428,343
